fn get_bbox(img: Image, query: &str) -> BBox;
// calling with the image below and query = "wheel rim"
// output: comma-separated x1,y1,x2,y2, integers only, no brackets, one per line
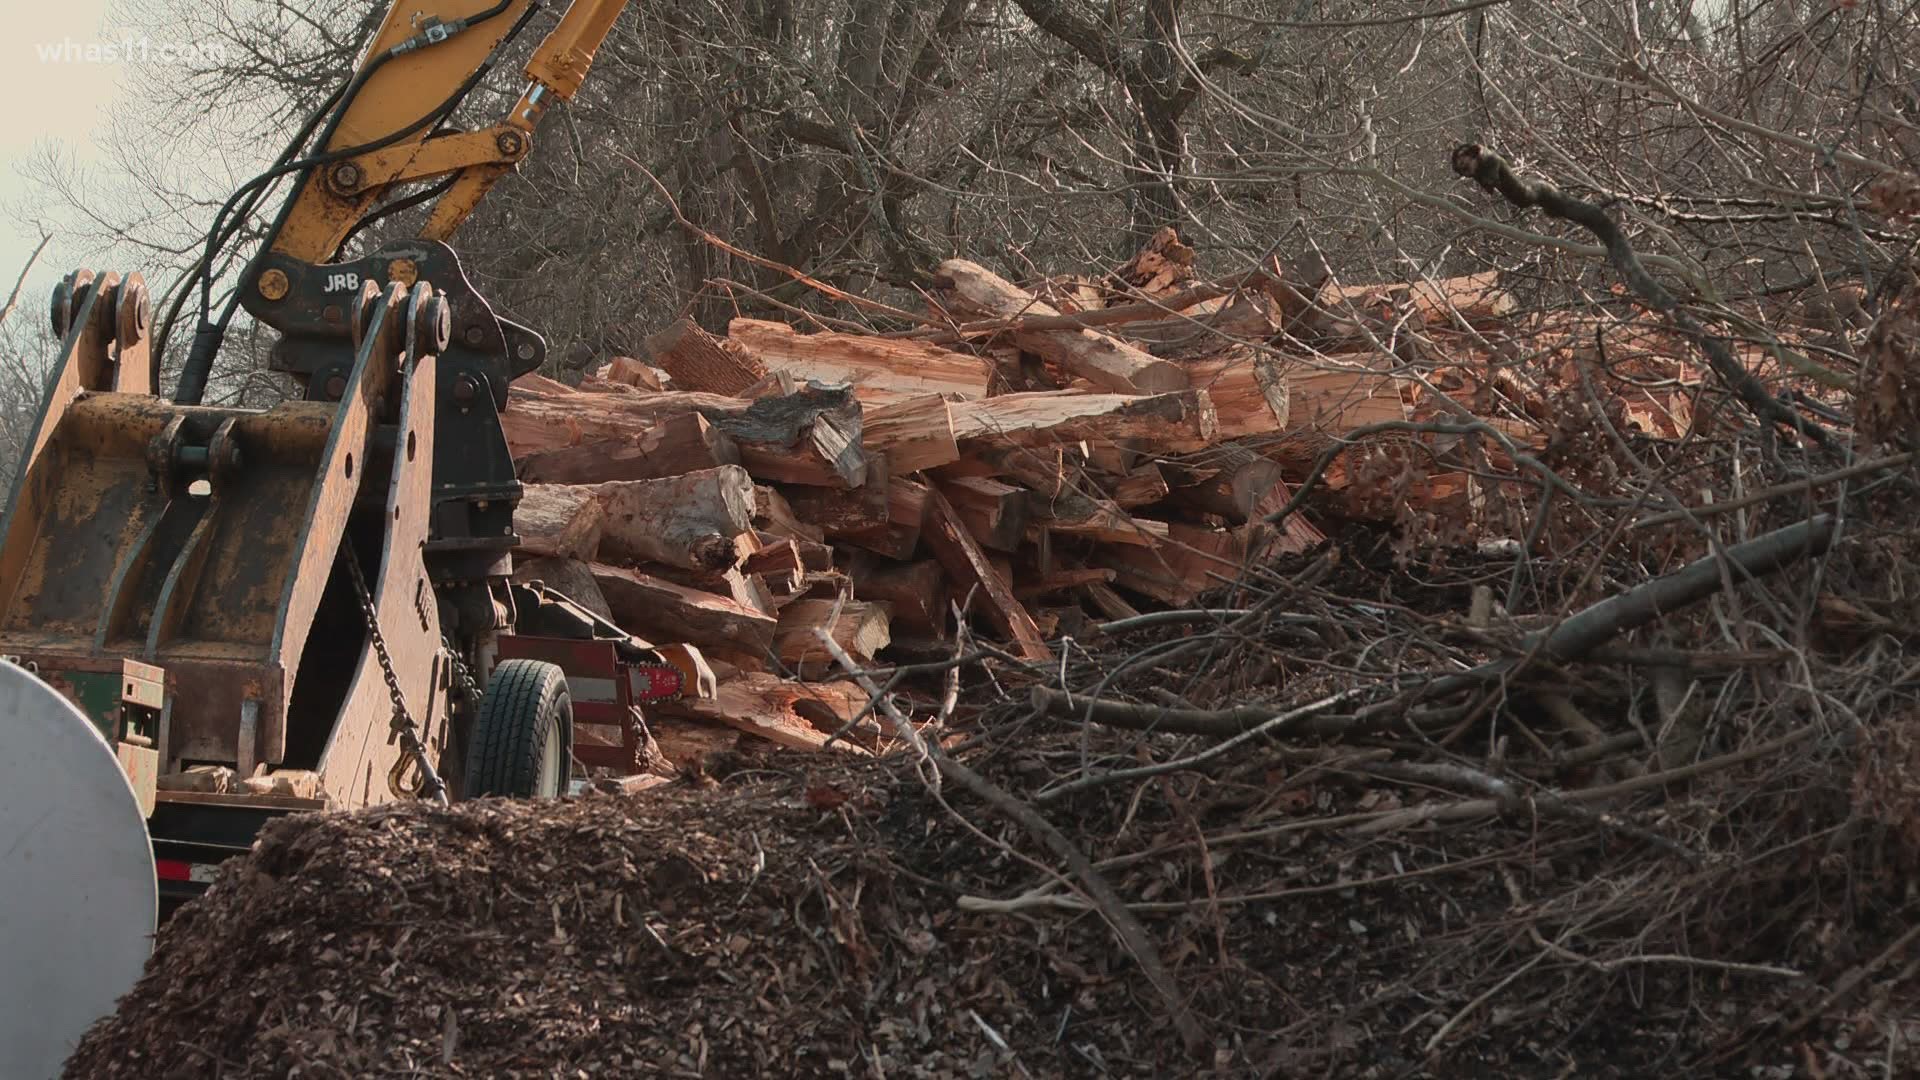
538,717,564,797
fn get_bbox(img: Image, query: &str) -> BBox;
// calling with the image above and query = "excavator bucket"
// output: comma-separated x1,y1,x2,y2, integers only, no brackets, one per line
0,271,455,807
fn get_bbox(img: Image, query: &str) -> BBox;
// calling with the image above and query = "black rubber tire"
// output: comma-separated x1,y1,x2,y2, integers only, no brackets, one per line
463,659,573,798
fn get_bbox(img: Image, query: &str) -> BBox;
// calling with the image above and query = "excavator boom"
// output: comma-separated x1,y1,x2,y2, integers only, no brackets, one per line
0,0,657,863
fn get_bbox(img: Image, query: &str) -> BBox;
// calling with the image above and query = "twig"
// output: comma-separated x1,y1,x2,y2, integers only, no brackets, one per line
1035,689,1369,803
1633,453,1914,530
622,154,931,327
0,233,52,329
1413,514,1839,708
1358,760,1698,863
1097,608,1256,633
1782,918,1920,1037
1424,949,1549,1052
1030,684,1401,739
813,628,1210,1056
1350,720,1826,835
1530,931,1803,980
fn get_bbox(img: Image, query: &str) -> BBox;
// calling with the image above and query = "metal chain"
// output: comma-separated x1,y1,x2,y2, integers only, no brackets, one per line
442,629,483,717
341,542,449,806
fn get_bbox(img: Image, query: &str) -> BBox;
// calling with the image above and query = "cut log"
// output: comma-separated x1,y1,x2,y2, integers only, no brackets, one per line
510,556,615,622
726,567,780,618
1108,465,1170,509
863,394,961,474
1183,349,1291,438
753,486,826,543
517,413,740,484
599,356,669,390
647,717,741,772
739,369,799,399
850,556,946,637
714,386,867,488
1285,357,1407,434
1033,496,1168,547
645,317,768,395
586,466,756,572
1170,445,1289,524
923,484,1051,661
938,476,1028,553
654,642,718,701
1107,226,1195,298
514,485,604,561
514,372,578,396
505,384,867,489
777,471,891,534
787,476,929,560
949,389,1217,451
774,599,892,673
1322,271,1516,327
741,539,806,593
1121,293,1282,358
1015,568,1116,597
934,259,1187,393
729,319,993,402
961,445,1081,498
1098,522,1250,606
653,673,873,754
590,563,778,657
1083,581,1141,621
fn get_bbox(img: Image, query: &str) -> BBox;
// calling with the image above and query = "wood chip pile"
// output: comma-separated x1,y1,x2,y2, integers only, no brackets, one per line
502,228,1743,770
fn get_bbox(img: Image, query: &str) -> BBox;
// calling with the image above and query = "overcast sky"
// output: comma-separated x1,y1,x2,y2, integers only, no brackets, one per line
0,1,133,304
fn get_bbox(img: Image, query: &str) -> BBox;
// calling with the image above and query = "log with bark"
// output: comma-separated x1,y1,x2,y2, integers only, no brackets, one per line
516,413,740,484
511,556,615,622
514,485,604,560
590,466,756,571
506,383,868,488
591,563,778,658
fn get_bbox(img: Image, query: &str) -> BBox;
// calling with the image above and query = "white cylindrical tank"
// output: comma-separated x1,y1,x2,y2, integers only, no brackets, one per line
0,661,156,1078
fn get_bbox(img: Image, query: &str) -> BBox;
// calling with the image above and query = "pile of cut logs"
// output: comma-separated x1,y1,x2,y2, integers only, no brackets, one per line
502,232,1577,770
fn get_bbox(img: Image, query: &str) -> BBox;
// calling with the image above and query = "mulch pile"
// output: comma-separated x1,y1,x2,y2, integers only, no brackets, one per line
67,662,1920,1080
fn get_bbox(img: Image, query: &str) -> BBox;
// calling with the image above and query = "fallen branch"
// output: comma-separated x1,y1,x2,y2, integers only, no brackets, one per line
1451,143,1833,446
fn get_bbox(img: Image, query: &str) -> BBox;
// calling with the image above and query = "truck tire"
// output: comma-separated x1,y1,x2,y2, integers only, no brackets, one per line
463,659,573,799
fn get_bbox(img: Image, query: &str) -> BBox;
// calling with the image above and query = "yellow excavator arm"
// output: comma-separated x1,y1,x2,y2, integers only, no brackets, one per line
270,0,629,264
0,0,659,831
